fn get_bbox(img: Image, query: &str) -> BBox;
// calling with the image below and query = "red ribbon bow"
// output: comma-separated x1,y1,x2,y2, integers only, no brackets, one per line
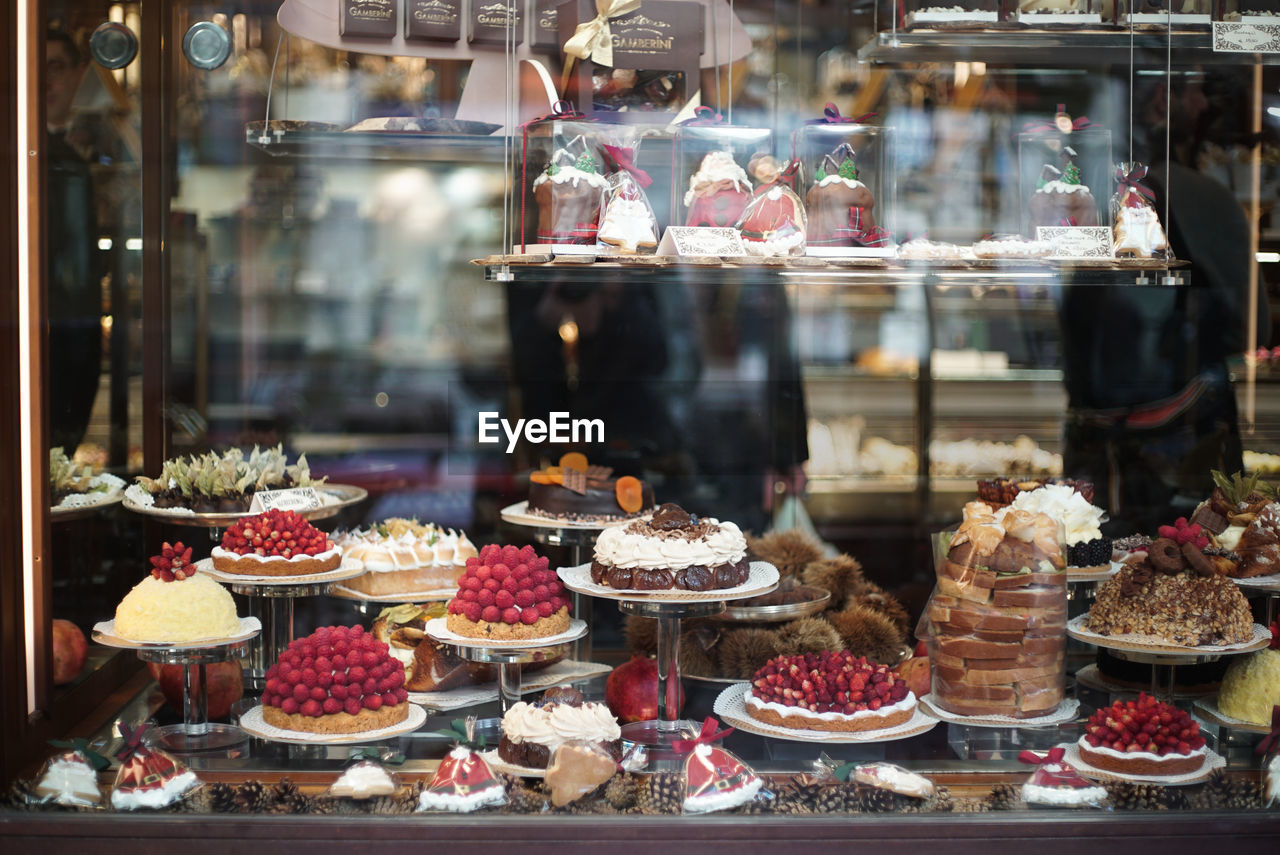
115,723,149,763
671,717,735,753
602,144,652,188
678,106,724,126
1023,104,1095,134
807,103,876,125
1116,165,1156,203
1257,706,1280,756
1018,747,1066,766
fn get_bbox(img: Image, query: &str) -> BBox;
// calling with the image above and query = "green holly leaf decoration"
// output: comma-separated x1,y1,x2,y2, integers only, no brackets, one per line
832,761,856,783
434,717,485,750
574,153,599,174
815,166,828,181
547,163,560,176
838,158,858,181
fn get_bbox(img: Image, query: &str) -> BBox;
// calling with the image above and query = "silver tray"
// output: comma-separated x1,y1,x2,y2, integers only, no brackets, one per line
122,483,368,527
713,585,831,623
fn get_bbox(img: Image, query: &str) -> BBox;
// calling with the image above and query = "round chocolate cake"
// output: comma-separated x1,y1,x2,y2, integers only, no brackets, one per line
496,687,621,770
589,503,750,592
528,476,654,522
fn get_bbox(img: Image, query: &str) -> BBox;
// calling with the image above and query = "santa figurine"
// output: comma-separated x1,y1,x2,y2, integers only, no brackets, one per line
735,155,808,257
683,150,753,228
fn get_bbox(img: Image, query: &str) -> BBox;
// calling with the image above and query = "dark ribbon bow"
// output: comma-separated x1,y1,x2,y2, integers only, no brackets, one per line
520,100,587,130
678,106,724,126
671,717,735,753
602,144,652,188
115,723,148,763
1023,104,1094,134
348,746,405,767
807,103,877,125
1116,165,1155,202
1018,747,1066,766
433,717,485,750
1257,706,1280,756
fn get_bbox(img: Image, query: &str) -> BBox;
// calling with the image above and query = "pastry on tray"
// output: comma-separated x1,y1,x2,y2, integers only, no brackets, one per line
113,542,241,643
211,508,342,577
131,444,326,513
260,625,410,735
590,503,750,592
498,686,621,769
335,519,475,595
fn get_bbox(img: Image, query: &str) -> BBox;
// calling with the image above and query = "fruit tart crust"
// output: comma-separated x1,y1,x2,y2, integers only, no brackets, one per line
745,692,916,733
445,607,571,641
262,701,408,734
211,545,342,577
1077,740,1206,777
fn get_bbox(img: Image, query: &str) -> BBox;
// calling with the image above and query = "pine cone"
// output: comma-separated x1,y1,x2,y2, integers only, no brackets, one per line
266,778,313,815
982,782,1021,812
0,779,38,810
811,782,854,814
309,797,338,816
776,774,826,811
603,773,639,810
856,786,910,813
205,782,238,813
636,772,684,815
1107,781,1186,811
922,786,955,813
234,780,276,813
735,797,775,814
504,782,549,814
367,794,407,815
1192,771,1260,811
772,799,813,815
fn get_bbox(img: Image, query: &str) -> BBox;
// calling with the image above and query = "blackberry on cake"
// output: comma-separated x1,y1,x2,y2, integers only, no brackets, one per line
260,625,410,735
212,509,342,577
589,503,750,592
445,544,571,640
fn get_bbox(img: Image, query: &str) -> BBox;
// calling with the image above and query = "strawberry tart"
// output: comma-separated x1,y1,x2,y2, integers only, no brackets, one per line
211,508,342,577
445,544,572,640
261,625,410,735
1078,693,1207,776
746,651,917,733
113,542,241,643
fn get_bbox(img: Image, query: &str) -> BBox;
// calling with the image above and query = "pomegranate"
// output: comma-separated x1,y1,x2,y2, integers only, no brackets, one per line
604,654,684,724
51,619,89,685
897,655,931,699
147,660,245,720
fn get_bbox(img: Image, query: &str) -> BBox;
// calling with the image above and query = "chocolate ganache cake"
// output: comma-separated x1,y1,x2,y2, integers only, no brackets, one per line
589,503,750,591
527,454,654,522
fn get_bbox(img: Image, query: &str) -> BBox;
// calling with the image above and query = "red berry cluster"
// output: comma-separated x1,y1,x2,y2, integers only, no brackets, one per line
149,542,195,582
1083,693,1204,756
222,509,331,559
751,651,910,715
1156,517,1209,551
446,544,569,626
262,626,407,718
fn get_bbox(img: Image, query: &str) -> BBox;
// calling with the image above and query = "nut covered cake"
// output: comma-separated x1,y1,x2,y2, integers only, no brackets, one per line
746,651,916,732
590,503,749,591
261,625,409,735
445,544,572,640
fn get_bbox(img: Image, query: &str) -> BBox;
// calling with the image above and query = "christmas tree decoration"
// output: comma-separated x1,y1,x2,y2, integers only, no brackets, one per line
676,718,762,814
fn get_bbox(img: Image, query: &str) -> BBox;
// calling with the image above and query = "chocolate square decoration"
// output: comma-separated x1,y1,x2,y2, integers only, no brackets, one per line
405,0,462,41
584,465,614,481
562,468,589,495
341,0,398,38
470,1,523,45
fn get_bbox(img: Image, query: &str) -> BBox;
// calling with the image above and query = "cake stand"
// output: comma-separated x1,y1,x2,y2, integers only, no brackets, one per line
198,558,366,690
91,618,260,754
559,561,779,771
1067,615,1271,701
423,617,588,715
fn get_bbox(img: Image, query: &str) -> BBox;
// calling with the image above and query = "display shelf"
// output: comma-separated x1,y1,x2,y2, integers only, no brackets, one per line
246,128,511,163
859,28,1280,67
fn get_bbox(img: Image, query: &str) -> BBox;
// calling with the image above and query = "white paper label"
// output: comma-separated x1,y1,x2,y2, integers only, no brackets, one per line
656,226,746,257
249,487,324,513
1213,22,1280,53
1037,226,1113,260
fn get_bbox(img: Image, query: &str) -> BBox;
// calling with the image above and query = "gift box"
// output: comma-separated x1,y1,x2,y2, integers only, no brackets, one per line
532,0,563,48
404,0,462,41
557,0,704,121
672,117,771,230
341,0,399,38
792,106,895,257
470,0,522,45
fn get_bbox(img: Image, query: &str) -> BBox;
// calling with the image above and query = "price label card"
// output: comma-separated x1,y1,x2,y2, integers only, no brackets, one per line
1213,22,1280,54
1037,226,1113,260
656,227,746,257
249,487,324,514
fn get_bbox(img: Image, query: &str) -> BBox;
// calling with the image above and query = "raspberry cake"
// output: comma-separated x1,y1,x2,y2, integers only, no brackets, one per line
746,651,917,733
114,542,241,643
1078,694,1207,776
445,544,572,640
261,625,410,735
497,686,621,769
212,509,342,577
590,503,750,592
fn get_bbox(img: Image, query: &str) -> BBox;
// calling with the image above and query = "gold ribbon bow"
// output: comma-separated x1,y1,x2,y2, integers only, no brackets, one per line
563,0,641,68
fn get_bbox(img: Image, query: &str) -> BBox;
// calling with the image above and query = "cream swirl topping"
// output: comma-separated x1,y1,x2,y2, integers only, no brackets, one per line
501,700,620,749
593,518,747,570
1009,483,1104,546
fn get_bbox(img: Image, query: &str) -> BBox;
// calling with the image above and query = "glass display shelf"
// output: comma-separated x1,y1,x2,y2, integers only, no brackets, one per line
245,128,511,163
859,29,1280,67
